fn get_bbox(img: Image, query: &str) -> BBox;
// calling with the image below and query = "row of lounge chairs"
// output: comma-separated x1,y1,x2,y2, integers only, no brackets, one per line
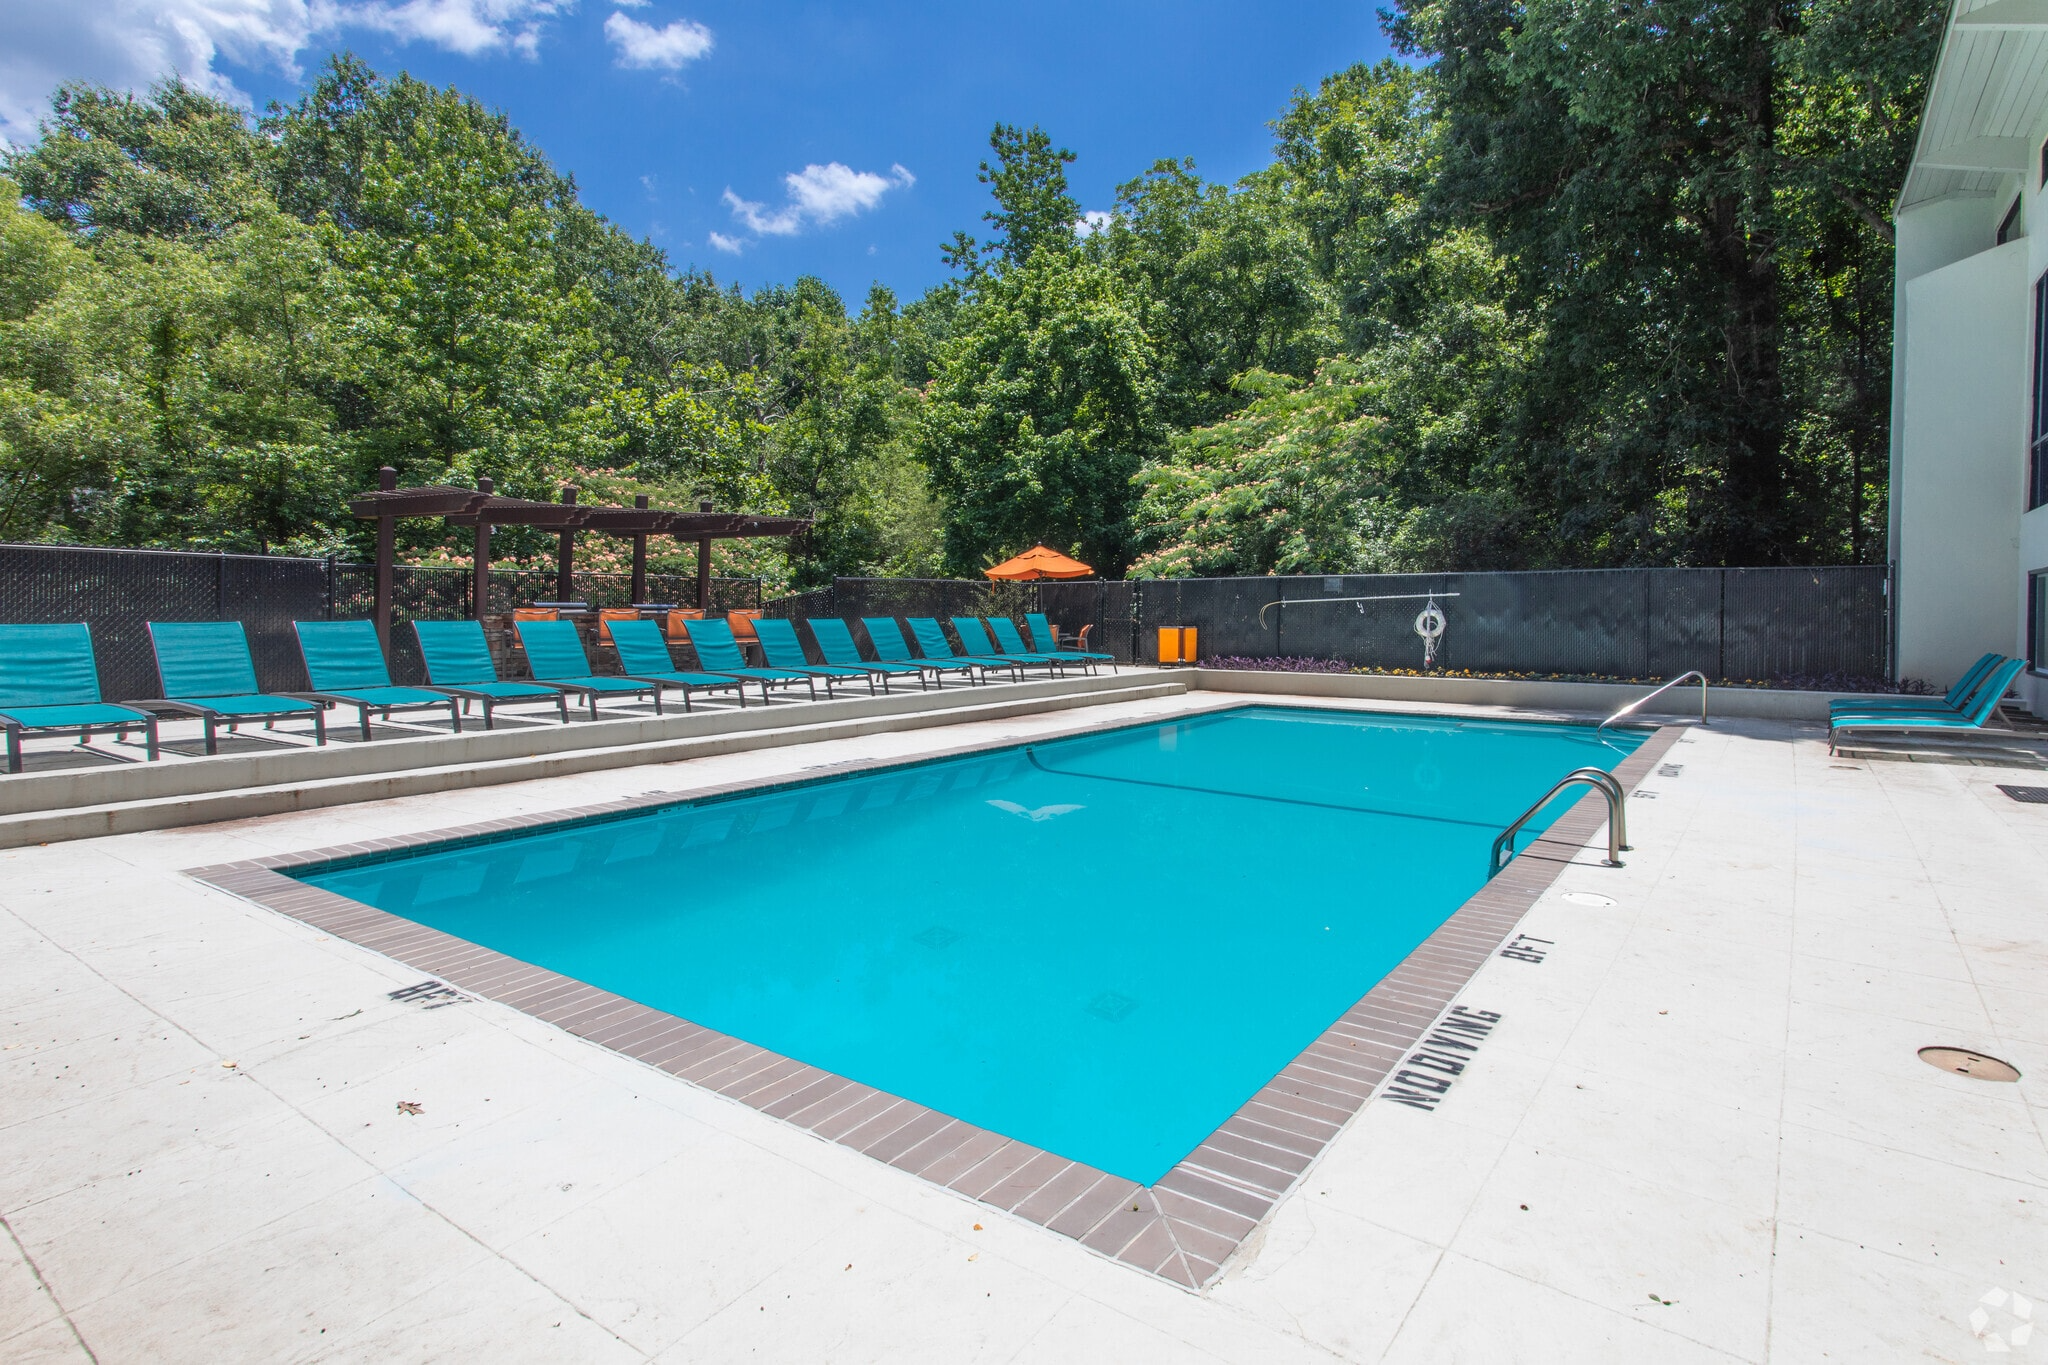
0,612,1115,772
1826,652,2028,755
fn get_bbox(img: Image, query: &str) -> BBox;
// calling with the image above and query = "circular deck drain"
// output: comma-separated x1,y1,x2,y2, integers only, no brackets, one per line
1561,892,1617,907
1918,1047,2021,1082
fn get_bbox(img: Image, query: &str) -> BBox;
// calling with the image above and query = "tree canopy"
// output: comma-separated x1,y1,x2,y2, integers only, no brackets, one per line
0,7,1946,582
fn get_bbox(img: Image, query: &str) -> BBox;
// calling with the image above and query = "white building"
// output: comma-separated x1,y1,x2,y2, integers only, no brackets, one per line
1891,0,2048,713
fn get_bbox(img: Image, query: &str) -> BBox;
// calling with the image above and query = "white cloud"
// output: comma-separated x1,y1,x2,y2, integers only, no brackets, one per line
719,161,912,240
1075,209,1114,237
0,0,593,147
352,0,573,59
706,230,743,254
604,11,712,70
1,0,315,146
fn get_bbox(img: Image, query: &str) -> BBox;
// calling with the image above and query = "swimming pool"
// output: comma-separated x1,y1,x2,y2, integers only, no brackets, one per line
291,705,1640,1186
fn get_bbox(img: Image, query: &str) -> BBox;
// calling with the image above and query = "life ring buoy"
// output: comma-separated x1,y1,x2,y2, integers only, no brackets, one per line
1413,599,1446,668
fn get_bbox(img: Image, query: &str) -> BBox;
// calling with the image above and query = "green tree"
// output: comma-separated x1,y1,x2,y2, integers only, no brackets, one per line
323,82,620,512
4,80,270,240
1387,0,1943,564
0,180,349,550
1090,158,1333,431
1133,227,1536,575
918,250,1162,574
943,123,1081,275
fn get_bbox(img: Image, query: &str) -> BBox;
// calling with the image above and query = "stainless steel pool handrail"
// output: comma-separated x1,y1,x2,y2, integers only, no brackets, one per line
1596,669,1709,737
1489,767,1628,877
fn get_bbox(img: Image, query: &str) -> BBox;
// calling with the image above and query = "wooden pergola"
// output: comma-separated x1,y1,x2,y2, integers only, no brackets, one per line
349,467,812,650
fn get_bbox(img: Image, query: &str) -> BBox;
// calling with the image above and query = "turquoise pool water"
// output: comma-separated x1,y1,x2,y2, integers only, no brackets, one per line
297,706,1640,1184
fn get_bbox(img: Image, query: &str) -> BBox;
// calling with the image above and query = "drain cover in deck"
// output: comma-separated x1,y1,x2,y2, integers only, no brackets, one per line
1996,784,2048,804
1918,1046,2021,1082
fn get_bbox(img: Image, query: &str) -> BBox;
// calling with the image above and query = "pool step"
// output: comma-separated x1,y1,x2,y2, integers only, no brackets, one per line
0,675,1185,848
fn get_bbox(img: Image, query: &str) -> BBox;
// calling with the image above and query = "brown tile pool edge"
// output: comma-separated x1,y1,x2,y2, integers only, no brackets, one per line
186,715,1684,1292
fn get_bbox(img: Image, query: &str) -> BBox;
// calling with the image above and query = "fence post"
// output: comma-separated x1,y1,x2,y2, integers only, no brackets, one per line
1717,570,1727,682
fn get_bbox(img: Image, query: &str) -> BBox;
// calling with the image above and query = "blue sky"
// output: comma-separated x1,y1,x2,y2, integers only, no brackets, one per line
5,1,1393,304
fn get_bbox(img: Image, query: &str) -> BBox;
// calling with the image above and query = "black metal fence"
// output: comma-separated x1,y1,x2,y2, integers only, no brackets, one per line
783,567,1888,680
0,544,1888,697
0,543,761,697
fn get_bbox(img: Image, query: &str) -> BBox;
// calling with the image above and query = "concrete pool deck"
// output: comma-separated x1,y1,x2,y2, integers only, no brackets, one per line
2,690,2044,1362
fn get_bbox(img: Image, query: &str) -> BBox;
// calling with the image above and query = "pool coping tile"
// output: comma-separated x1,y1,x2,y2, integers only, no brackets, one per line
185,711,1681,1290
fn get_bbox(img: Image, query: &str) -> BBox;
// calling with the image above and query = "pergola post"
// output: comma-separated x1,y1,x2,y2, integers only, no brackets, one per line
631,494,649,605
695,499,714,611
472,476,493,621
555,485,578,601
373,466,397,653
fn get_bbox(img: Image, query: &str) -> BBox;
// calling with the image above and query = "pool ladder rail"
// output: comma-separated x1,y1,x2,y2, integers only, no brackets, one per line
1596,669,1709,737
1489,767,1629,878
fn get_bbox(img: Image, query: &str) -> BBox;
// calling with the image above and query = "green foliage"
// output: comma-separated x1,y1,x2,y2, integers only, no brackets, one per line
918,246,1162,575
322,83,616,496
0,15,1946,581
9,81,270,239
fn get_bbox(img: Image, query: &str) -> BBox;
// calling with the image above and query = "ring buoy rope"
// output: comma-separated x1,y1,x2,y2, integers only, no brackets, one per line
1414,597,1446,669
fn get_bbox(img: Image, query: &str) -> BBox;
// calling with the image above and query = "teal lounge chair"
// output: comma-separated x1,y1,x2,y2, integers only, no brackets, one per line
0,623,158,773
517,620,665,718
861,617,979,686
412,620,570,726
981,616,1086,675
148,621,325,754
679,618,817,702
950,616,1060,677
752,618,877,697
1828,652,2001,718
1828,657,2026,755
1025,612,1116,673
294,620,461,740
608,619,752,710
806,618,933,690
909,617,1024,682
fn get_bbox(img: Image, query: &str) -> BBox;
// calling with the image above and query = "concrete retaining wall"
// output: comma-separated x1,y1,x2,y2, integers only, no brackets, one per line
0,672,1153,818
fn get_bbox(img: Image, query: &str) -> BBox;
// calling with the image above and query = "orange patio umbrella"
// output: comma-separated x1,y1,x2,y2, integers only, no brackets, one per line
983,544,1094,580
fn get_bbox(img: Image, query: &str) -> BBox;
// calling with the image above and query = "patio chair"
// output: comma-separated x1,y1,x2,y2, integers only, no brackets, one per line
515,620,665,718
293,620,461,740
412,620,570,727
1828,657,2026,755
980,616,1088,676
0,623,158,773
679,617,817,702
805,618,934,690
607,619,753,711
1025,612,1116,673
908,617,1025,683
860,617,980,686
1827,652,2001,718
147,621,326,755
752,618,878,697
950,616,1060,678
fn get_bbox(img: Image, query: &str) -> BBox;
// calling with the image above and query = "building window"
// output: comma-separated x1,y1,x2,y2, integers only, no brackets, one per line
2034,274,2048,510
2034,572,2048,674
2001,197,2023,244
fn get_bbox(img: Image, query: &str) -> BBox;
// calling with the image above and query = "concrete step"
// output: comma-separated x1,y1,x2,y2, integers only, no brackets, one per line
0,675,1184,848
